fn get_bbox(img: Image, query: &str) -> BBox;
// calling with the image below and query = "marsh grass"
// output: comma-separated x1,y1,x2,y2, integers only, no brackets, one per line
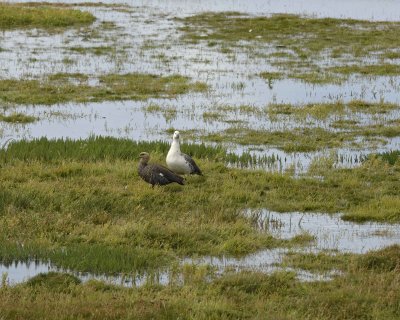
376,150,400,165
0,3,95,30
143,104,178,122
282,245,400,274
0,138,398,274
68,46,117,56
268,100,399,121
0,73,207,106
0,113,37,124
0,242,172,274
204,127,350,152
180,13,400,84
0,139,399,318
185,98,400,152
330,64,400,76
0,137,301,273
0,246,399,319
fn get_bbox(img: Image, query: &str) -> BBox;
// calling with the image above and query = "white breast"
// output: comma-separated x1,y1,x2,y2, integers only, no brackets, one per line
166,141,191,174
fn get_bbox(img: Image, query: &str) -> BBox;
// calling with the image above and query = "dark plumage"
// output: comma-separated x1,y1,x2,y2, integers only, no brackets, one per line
138,152,185,187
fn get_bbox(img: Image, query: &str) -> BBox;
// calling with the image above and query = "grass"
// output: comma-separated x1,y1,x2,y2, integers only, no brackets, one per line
268,100,399,121
0,137,303,273
0,246,399,319
175,98,400,152
329,64,400,76
0,138,398,318
143,104,178,122
0,113,37,124
0,3,95,30
0,138,399,275
282,245,400,274
68,46,117,56
204,127,348,152
179,13,400,84
0,73,207,106
376,150,400,165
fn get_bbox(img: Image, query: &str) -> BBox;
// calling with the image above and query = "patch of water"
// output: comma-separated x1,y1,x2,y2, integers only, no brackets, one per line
245,210,400,253
226,137,400,173
182,210,400,279
1,3,399,166
2,211,399,286
0,261,171,287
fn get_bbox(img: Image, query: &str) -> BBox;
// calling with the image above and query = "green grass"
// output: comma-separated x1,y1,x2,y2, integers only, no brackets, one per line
0,3,95,30
282,245,400,274
68,46,117,56
376,150,400,165
0,138,399,276
0,138,399,318
0,137,307,273
268,100,399,121
180,13,400,84
0,246,399,319
143,104,178,121
177,98,400,152
0,113,37,124
203,127,354,152
0,73,207,105
329,64,400,76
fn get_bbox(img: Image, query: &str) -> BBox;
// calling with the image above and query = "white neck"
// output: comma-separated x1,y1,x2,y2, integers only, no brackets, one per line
170,139,181,153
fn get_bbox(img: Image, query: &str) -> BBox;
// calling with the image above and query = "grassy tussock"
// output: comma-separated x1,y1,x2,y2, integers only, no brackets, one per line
203,126,399,152
0,246,399,319
205,127,348,152
268,100,399,121
0,113,37,124
282,245,400,275
0,3,95,30
376,150,400,165
0,73,207,105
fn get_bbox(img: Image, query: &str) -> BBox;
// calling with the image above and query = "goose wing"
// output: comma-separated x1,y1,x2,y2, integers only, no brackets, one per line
183,153,202,175
149,164,185,185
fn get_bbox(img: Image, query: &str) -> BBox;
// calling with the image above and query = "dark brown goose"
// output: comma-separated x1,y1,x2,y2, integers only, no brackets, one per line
138,152,185,187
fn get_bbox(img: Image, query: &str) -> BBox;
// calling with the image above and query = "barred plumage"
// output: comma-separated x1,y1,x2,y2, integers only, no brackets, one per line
138,152,185,187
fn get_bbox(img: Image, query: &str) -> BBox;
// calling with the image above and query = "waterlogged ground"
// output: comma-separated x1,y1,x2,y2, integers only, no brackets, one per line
2,210,400,286
1,1,400,172
0,1,400,319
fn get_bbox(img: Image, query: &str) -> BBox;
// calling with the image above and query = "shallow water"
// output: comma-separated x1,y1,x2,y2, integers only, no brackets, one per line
186,211,400,273
2,211,399,286
0,260,170,287
1,1,400,173
11,0,400,21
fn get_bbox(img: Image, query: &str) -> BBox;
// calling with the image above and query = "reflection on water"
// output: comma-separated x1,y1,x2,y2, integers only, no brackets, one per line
2,211,399,286
0,261,172,287
245,210,400,253
1,1,400,173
